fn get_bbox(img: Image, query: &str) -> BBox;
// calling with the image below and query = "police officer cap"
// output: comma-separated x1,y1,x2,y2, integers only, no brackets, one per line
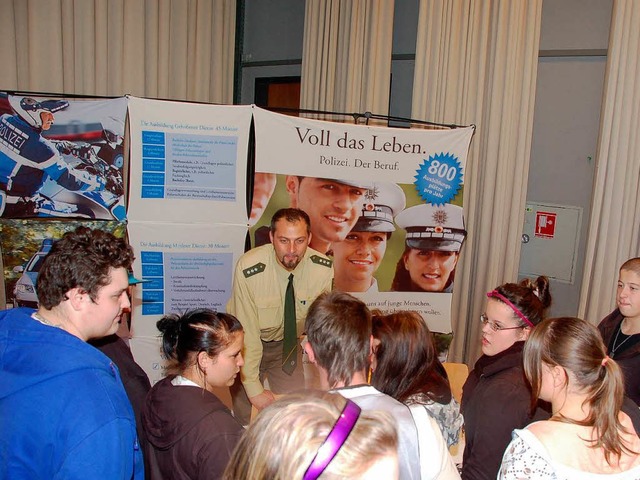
395,203,466,252
352,182,406,233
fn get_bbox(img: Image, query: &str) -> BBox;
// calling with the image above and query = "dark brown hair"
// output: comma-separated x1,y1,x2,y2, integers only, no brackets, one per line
158,309,243,374
524,317,634,464
270,208,311,234
304,291,371,388
36,227,134,309
371,310,452,405
492,276,552,327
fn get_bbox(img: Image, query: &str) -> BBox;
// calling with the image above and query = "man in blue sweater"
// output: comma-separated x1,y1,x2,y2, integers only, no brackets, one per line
0,227,144,479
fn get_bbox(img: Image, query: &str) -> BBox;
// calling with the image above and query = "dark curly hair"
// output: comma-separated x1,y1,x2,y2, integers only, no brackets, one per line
36,227,134,309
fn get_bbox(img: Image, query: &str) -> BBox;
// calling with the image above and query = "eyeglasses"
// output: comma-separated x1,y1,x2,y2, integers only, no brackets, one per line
480,313,526,333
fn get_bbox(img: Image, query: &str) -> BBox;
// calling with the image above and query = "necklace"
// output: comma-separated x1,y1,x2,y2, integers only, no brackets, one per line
610,320,633,358
31,312,63,329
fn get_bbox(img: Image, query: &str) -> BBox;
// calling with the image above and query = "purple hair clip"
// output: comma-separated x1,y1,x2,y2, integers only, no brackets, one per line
303,399,361,480
486,290,534,328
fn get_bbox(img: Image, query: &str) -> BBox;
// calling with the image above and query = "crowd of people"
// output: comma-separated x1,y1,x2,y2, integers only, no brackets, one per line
1,214,640,479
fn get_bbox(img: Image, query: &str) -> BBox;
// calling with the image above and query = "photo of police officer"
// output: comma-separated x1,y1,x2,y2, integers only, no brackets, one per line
391,203,467,293
285,176,372,255
332,182,406,293
0,94,125,219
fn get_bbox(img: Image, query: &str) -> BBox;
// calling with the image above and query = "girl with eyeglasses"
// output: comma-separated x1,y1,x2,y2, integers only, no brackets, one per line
460,276,552,480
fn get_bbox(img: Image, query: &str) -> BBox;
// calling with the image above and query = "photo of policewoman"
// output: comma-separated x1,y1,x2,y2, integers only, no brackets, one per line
249,175,466,293
332,182,406,293
391,203,467,293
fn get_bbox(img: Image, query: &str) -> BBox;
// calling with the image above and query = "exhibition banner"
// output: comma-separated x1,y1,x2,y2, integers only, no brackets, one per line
127,220,249,384
0,93,128,220
252,107,474,334
127,96,252,225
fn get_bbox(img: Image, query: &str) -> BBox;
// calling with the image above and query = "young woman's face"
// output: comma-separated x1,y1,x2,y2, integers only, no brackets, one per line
617,269,640,322
332,231,387,291
203,332,245,388
481,298,529,356
403,249,458,292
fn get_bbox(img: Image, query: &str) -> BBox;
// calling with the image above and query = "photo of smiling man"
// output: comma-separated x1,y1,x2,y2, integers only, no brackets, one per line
285,176,372,255
391,203,467,293
332,182,406,293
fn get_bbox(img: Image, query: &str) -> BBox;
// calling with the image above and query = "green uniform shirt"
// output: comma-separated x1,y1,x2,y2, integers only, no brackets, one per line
226,244,333,398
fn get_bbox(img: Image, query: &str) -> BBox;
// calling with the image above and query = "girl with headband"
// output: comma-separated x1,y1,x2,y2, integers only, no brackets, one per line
460,276,552,480
500,317,640,478
223,392,398,479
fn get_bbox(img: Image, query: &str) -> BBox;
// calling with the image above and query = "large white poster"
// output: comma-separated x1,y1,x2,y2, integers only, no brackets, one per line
252,107,474,335
127,221,248,384
127,97,252,225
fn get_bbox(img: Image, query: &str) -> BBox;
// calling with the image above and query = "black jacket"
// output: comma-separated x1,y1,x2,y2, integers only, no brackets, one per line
142,376,244,480
92,335,151,439
461,341,549,480
599,309,640,406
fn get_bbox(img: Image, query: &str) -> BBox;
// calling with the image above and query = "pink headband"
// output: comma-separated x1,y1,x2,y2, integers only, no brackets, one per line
486,290,534,328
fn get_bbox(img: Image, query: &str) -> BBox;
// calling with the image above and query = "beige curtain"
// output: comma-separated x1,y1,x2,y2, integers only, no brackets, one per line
411,0,543,364
578,0,640,325
300,0,394,120
0,0,236,103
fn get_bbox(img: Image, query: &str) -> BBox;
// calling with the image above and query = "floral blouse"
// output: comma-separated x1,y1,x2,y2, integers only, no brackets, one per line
407,394,464,448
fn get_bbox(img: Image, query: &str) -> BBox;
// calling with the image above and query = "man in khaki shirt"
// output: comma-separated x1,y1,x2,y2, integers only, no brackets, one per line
227,208,333,424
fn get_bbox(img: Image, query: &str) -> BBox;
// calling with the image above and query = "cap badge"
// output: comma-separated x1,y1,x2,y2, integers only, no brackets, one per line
363,186,378,211
432,209,448,225
365,186,379,201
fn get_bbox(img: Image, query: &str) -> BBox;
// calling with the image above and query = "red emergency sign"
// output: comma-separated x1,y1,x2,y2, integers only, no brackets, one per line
535,211,557,238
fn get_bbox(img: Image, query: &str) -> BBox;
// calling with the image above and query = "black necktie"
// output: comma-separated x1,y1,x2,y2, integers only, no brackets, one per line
282,273,297,375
